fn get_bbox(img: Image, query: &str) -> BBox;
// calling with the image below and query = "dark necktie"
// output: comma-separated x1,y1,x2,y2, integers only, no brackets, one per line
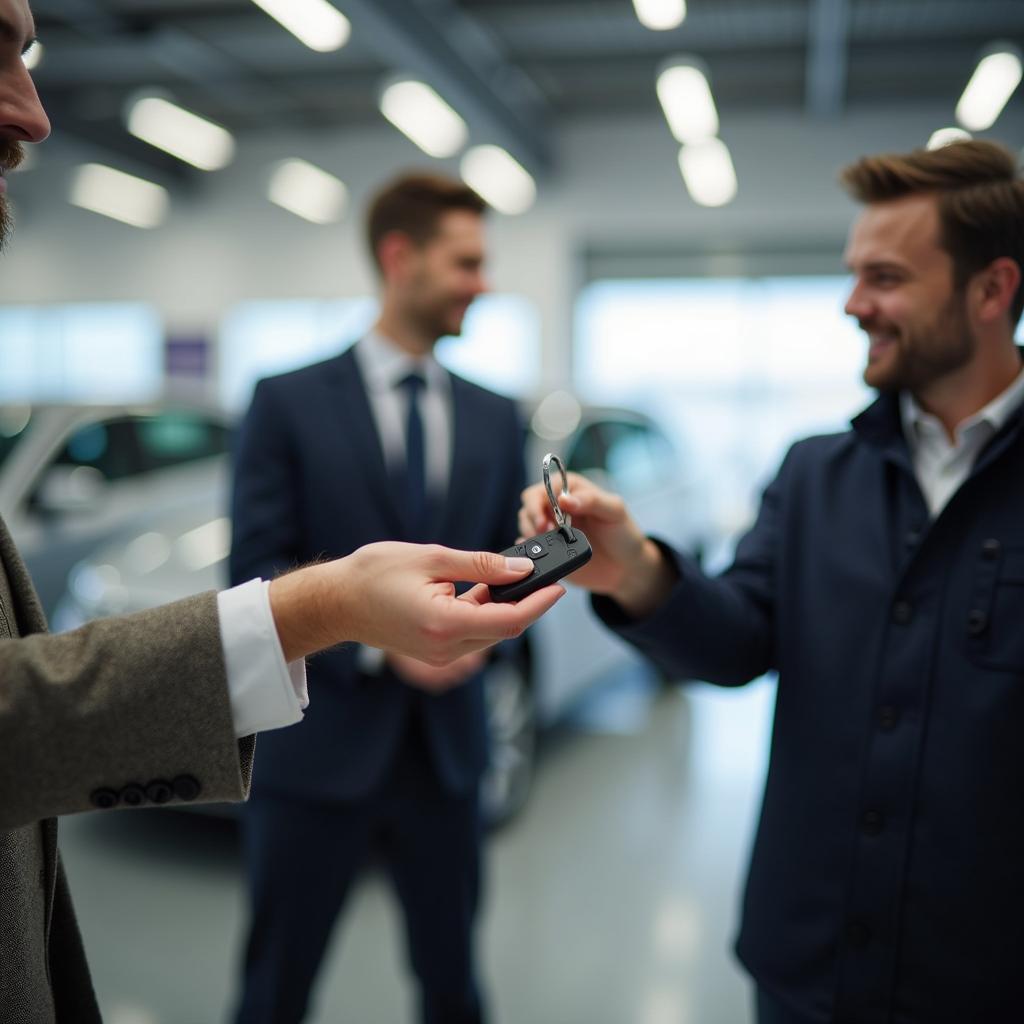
399,371,428,541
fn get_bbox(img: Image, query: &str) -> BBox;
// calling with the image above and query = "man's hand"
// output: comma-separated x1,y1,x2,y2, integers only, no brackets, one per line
386,650,487,694
269,543,564,664
518,472,676,617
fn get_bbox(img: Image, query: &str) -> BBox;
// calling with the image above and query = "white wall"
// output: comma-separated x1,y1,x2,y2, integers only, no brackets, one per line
3,103,1021,389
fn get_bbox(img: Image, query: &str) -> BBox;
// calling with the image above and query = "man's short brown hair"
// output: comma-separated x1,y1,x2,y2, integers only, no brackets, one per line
365,172,487,271
840,140,1024,326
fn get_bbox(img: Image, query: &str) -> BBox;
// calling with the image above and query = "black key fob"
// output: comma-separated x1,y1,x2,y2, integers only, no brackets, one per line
489,527,593,604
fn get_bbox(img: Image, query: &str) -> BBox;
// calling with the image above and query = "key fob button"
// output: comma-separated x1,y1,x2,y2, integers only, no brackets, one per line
528,542,547,559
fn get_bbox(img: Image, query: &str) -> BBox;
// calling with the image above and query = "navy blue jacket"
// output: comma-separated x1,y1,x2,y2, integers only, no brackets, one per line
598,389,1024,1023
230,348,524,801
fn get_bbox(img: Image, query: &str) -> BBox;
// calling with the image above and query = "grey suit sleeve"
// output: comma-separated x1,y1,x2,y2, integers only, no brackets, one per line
0,591,254,831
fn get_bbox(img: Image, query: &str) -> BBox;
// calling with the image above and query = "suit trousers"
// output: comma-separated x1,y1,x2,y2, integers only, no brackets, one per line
232,706,485,1024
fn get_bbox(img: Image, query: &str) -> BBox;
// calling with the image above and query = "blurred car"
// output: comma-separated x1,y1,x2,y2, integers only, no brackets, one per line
49,393,713,824
0,403,233,619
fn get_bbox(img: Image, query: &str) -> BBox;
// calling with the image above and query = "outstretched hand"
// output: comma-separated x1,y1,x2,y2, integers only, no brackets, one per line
270,543,565,665
518,472,677,616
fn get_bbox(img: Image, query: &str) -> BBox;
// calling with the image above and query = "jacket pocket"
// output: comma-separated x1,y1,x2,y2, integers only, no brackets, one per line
967,544,1024,672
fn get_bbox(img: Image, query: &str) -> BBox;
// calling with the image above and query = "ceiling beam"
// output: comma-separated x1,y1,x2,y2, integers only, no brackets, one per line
806,0,850,117
341,0,553,177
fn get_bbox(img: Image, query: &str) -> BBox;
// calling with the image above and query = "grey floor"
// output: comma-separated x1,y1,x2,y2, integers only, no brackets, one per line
59,672,776,1024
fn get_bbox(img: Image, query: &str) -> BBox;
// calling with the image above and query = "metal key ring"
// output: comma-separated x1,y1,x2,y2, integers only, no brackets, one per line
542,453,571,532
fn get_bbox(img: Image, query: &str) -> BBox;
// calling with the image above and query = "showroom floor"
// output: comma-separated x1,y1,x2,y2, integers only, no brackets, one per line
59,671,776,1024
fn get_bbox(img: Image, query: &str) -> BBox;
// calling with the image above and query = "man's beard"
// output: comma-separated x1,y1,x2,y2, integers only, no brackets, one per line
0,140,25,253
862,293,975,394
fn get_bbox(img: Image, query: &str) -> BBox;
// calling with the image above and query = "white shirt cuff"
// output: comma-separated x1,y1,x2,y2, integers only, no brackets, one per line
217,578,309,737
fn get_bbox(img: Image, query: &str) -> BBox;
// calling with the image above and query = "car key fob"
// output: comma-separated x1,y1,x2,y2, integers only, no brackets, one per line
489,526,593,603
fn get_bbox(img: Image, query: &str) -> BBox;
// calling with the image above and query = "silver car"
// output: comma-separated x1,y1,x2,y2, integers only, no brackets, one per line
42,395,711,824
0,403,232,619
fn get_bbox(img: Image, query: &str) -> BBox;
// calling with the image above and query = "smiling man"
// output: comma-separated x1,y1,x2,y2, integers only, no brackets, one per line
519,140,1024,1024
0,2,564,1020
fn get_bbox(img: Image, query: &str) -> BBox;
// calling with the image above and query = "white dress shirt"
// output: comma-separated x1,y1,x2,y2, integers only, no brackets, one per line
353,331,454,673
352,330,453,497
218,579,308,737
900,364,1024,519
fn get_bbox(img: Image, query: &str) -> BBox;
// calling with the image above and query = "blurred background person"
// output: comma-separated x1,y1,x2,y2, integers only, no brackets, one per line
0,6,563,1018
229,173,525,1024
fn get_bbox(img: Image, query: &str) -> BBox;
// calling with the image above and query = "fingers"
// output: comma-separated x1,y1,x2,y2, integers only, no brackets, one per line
450,582,566,638
519,475,625,534
426,546,536,584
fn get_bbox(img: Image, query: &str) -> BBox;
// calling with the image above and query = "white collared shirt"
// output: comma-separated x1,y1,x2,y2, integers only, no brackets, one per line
353,330,453,499
900,364,1024,518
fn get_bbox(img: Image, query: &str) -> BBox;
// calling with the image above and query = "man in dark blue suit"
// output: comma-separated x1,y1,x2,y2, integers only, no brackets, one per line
230,174,524,1023
522,140,1024,1024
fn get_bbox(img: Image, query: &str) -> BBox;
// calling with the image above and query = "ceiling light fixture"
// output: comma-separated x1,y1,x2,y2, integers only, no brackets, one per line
656,59,719,144
927,127,973,150
249,0,350,53
678,138,737,207
70,164,169,229
268,159,348,224
955,47,1022,131
379,79,468,158
127,96,235,171
632,0,686,31
459,145,536,216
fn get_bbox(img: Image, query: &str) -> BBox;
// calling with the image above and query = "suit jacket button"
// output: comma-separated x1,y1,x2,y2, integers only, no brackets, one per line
982,538,1001,560
146,780,174,805
120,783,146,807
967,609,988,636
90,788,119,810
891,600,913,625
172,775,202,802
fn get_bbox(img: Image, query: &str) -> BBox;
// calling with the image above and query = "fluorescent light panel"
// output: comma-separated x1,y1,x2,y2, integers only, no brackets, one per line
657,62,719,143
268,159,348,224
956,49,1023,131
633,0,686,31
678,138,737,207
70,164,169,229
127,96,235,171
379,80,468,158
460,145,536,216
927,127,972,150
249,0,350,53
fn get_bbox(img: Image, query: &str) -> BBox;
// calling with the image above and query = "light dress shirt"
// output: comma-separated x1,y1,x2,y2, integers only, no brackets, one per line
900,363,1024,518
218,579,308,737
353,330,453,496
353,330,454,673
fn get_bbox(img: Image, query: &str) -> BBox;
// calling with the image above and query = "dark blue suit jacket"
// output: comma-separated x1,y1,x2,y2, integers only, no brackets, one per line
597,388,1024,1024
230,346,525,801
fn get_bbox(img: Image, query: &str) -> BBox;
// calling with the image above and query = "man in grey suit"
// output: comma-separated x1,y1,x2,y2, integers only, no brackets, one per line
0,3,564,1019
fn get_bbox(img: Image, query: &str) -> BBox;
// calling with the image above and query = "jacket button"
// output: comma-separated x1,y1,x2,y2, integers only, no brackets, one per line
90,788,119,810
905,528,921,547
967,609,988,636
846,921,871,948
861,809,885,836
891,600,913,624
878,705,899,731
120,783,146,807
146,780,174,805
173,775,202,802
982,538,1001,560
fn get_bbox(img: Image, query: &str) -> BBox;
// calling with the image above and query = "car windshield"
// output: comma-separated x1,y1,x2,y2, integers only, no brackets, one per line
0,407,32,473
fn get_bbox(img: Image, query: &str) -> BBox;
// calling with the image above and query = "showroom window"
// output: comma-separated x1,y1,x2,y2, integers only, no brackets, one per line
575,276,871,539
219,294,541,411
0,303,163,402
